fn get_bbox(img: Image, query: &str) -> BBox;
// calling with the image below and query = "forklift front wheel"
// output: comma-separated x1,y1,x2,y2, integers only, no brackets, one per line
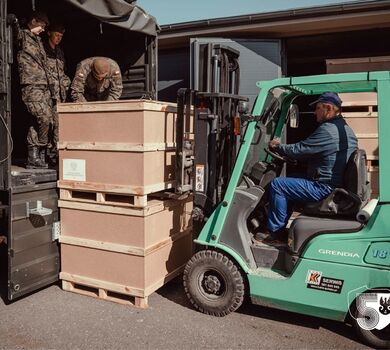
183,250,245,317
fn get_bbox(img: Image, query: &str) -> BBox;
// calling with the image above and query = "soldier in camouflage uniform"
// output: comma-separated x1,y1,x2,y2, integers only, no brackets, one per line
43,23,71,163
70,57,123,102
17,11,55,169
43,23,71,103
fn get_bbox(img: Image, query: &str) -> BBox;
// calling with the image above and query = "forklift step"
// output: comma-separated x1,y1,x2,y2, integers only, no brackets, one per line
251,242,287,271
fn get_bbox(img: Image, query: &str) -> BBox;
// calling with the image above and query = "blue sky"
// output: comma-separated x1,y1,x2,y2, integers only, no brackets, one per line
137,0,365,25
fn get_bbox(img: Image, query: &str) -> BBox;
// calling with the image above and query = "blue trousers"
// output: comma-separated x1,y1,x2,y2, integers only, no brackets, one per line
267,177,333,233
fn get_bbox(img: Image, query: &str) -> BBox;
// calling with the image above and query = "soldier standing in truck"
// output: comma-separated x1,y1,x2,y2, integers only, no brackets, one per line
70,57,123,102
17,11,55,169
43,22,71,164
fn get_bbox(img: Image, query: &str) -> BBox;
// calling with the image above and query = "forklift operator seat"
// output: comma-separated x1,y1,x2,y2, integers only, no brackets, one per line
304,149,370,217
288,149,369,257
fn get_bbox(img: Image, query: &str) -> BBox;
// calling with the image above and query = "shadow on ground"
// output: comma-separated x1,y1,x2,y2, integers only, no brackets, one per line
157,274,359,345
156,275,193,309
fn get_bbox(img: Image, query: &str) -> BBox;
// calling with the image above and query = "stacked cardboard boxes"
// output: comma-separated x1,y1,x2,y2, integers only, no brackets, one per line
57,100,193,307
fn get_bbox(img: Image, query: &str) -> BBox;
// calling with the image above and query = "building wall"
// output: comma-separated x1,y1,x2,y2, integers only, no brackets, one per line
158,38,283,105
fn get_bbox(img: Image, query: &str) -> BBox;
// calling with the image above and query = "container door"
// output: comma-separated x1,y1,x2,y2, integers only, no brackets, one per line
8,181,60,300
0,0,11,298
2,1,60,300
0,0,11,190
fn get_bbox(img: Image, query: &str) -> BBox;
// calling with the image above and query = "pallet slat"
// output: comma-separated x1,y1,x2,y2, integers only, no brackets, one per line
61,277,148,308
58,179,174,200
59,188,149,208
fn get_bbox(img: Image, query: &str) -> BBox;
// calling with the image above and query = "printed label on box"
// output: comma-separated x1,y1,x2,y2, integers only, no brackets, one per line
62,159,86,181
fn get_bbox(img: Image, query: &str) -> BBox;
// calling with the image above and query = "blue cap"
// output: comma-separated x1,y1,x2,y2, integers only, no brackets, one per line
310,92,342,108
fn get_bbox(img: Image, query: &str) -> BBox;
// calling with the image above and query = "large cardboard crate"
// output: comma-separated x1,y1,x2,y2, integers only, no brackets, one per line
326,56,390,74
340,93,379,198
59,196,193,307
57,100,179,196
58,149,175,196
59,197,192,248
58,100,177,146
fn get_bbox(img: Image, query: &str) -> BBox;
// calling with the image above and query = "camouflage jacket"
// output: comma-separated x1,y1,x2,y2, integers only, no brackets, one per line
17,28,54,87
70,57,123,102
43,40,71,102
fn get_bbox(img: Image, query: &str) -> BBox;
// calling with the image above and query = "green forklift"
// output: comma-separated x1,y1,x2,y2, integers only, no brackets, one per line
176,71,390,348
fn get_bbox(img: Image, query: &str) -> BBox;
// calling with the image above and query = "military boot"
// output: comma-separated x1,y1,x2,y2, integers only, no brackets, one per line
47,147,58,168
39,147,48,167
26,146,48,169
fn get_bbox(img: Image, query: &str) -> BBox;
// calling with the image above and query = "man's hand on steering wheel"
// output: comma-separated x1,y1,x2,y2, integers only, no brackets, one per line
269,139,280,150
265,139,297,165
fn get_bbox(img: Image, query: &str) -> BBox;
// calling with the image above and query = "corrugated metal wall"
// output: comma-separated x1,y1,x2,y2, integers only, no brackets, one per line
158,38,283,106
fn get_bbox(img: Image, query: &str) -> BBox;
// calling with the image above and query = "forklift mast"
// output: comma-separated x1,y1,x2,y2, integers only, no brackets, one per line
175,43,248,235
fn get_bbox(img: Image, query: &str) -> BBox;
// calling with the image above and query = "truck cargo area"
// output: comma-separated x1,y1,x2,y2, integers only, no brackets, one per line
0,0,159,301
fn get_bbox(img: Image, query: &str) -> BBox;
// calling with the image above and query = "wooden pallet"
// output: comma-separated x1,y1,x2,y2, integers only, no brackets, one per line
62,279,148,308
60,263,186,309
59,188,161,208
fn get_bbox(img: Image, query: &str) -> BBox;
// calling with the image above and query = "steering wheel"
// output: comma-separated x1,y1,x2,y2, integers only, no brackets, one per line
264,148,297,165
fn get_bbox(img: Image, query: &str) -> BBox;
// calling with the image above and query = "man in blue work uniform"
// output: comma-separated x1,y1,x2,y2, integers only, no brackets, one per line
258,92,358,244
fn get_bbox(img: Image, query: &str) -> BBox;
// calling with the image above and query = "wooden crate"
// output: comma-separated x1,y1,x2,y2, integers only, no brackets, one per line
59,196,193,307
58,149,175,197
58,100,179,195
60,233,192,307
339,92,379,198
58,197,192,248
326,56,390,74
58,100,178,146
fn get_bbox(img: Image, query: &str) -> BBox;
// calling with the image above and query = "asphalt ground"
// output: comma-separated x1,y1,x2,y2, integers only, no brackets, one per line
0,276,369,350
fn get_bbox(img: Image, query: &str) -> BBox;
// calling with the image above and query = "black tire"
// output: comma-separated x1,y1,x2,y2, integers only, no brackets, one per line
183,250,245,316
350,292,390,349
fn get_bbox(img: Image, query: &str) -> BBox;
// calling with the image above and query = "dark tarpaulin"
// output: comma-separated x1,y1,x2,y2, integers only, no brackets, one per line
64,0,159,36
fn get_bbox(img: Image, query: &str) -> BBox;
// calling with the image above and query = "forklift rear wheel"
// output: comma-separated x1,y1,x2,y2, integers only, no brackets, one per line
354,324,390,349
350,294,390,349
183,250,245,316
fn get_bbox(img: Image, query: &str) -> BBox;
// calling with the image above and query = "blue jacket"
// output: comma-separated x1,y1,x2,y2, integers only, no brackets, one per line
276,116,358,187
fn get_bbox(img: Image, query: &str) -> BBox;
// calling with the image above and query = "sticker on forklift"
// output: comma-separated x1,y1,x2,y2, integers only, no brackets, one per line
348,288,390,331
306,270,344,294
62,159,86,181
195,165,205,192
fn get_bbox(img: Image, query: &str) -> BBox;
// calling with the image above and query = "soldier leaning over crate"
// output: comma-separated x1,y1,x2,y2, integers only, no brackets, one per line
70,57,123,102
43,23,71,164
17,11,56,169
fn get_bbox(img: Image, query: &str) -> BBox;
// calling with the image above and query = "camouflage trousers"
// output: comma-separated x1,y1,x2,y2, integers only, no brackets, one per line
22,85,57,148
